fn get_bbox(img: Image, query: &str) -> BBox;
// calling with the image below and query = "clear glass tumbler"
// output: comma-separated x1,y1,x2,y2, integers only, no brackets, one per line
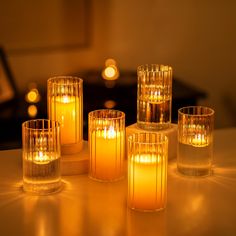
22,119,61,195
88,109,125,182
47,76,83,155
127,133,168,211
137,64,172,130
177,106,215,176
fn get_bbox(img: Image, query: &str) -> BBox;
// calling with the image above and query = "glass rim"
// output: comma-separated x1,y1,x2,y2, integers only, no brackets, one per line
88,109,125,120
178,106,215,117
128,133,168,145
47,76,83,85
137,64,172,72
22,119,60,130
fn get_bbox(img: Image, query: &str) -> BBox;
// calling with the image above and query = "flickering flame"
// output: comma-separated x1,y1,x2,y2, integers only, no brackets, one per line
32,152,50,164
107,126,116,139
192,134,208,147
62,96,70,103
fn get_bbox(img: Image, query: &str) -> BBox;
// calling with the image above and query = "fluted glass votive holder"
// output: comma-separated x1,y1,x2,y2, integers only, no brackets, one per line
88,109,125,182
137,64,172,130
177,106,215,176
127,133,168,212
47,76,83,155
22,119,61,195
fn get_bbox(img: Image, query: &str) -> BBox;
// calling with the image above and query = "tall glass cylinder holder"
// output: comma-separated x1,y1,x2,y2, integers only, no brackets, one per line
88,109,125,182
177,106,215,176
137,64,172,130
47,76,83,155
22,119,61,195
127,133,168,212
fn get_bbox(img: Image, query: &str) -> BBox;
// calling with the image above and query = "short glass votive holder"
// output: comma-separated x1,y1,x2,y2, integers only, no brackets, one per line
137,64,172,130
22,119,61,195
177,106,215,177
88,109,125,182
47,76,83,155
127,133,168,212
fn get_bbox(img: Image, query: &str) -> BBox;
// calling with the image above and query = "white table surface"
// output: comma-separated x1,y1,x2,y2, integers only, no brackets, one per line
0,128,236,236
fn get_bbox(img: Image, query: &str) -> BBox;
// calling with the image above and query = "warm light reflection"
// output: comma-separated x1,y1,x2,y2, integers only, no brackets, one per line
104,100,116,109
102,58,119,81
104,66,116,78
191,195,203,212
25,88,40,103
105,58,117,67
28,105,38,118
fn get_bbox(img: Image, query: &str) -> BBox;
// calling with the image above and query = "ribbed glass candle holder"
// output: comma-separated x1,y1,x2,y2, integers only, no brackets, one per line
127,133,168,212
47,76,83,155
88,109,125,182
22,119,61,195
177,106,215,176
137,64,172,130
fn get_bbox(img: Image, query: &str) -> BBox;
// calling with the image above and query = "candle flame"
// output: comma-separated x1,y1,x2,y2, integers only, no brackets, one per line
62,96,70,103
192,134,208,147
106,126,116,139
33,152,50,164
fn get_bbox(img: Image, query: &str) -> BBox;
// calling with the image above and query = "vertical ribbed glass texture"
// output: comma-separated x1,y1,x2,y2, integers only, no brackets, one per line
177,106,215,176
22,119,61,195
137,64,172,130
88,109,125,182
47,76,83,154
127,133,168,211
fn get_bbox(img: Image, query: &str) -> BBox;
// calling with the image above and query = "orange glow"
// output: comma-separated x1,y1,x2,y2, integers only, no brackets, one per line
104,100,116,109
27,105,38,118
102,59,119,81
104,66,116,78
105,58,117,67
26,88,40,103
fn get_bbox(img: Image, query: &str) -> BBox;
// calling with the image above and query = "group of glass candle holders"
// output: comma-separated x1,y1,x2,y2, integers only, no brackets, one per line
21,64,214,212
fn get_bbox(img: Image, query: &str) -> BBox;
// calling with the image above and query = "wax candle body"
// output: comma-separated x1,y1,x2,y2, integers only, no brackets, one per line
128,154,167,211
51,96,81,144
90,128,124,181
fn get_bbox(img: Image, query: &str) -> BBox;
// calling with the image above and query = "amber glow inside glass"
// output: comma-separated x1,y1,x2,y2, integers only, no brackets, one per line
127,133,168,212
22,119,61,195
47,76,83,155
137,64,172,130
88,109,125,182
177,106,215,176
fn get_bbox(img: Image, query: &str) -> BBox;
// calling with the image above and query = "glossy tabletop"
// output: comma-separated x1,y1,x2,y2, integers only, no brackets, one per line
0,128,236,236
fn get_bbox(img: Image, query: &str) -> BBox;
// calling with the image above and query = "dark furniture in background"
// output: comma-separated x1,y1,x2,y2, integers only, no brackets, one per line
0,70,206,150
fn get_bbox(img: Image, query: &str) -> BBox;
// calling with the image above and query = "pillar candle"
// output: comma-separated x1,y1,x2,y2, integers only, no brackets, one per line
90,127,124,180
127,132,168,211
52,95,78,144
88,109,125,182
128,154,167,211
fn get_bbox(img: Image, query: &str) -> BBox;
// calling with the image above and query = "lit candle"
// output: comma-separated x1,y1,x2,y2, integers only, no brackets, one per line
89,109,125,182
137,64,172,130
128,154,167,210
90,126,124,180
51,95,79,144
32,151,51,164
22,119,61,194
47,76,83,154
192,134,208,147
